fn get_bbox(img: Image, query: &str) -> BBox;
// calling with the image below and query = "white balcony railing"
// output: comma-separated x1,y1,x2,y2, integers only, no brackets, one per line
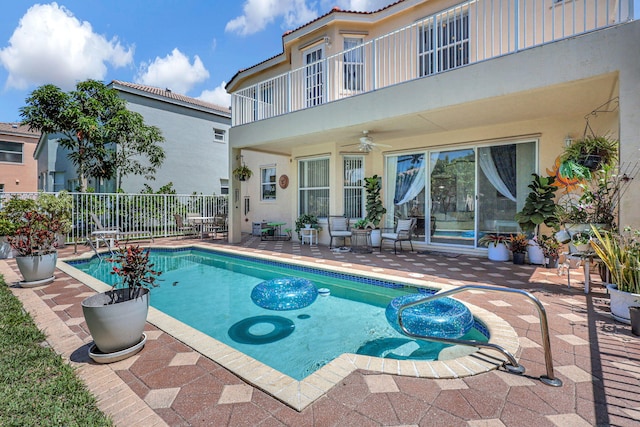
231,0,633,126
0,192,228,243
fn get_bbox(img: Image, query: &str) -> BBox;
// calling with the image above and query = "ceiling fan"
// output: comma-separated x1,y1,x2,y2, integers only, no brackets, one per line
343,130,391,153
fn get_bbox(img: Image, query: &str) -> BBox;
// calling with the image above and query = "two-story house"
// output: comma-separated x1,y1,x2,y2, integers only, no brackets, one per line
226,0,639,251
35,80,231,194
0,122,40,193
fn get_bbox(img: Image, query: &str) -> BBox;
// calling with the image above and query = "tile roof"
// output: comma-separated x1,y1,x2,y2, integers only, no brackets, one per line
110,80,230,116
0,122,41,137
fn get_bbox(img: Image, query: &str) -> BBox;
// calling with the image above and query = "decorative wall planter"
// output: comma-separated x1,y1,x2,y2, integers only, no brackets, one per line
15,252,57,286
606,284,640,324
487,242,510,262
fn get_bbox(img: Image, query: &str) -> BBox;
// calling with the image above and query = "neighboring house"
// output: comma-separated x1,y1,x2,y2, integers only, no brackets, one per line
226,0,639,249
34,80,231,194
0,122,40,193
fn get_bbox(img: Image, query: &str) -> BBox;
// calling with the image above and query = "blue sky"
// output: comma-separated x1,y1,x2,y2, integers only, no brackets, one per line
0,0,638,122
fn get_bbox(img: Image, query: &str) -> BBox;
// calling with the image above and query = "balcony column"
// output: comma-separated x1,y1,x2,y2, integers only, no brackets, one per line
228,147,243,243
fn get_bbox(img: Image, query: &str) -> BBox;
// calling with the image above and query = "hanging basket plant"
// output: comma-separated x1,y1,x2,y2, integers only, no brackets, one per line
233,165,253,181
559,135,618,180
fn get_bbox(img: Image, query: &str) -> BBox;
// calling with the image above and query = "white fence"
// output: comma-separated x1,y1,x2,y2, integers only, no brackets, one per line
0,192,228,243
231,0,633,125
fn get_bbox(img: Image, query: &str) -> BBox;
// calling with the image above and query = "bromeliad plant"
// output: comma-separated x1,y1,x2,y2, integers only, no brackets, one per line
7,211,62,256
478,234,509,247
108,245,164,302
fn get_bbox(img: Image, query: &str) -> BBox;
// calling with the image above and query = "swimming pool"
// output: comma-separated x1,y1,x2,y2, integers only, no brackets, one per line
60,245,519,410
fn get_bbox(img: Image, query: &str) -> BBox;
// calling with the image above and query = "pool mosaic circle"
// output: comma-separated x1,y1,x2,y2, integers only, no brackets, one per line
385,294,474,339
251,277,318,311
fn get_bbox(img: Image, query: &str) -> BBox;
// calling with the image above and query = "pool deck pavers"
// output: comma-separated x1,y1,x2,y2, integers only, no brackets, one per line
2,235,640,426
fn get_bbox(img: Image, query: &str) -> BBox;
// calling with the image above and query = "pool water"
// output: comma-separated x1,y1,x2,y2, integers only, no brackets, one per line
72,248,487,380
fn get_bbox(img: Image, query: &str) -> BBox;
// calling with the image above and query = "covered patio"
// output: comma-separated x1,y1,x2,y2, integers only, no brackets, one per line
2,235,639,426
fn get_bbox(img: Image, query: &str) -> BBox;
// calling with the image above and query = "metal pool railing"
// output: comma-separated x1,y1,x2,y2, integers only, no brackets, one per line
397,284,562,387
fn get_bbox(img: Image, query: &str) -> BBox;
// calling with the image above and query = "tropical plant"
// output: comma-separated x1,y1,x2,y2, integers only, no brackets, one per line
571,231,591,245
108,245,166,302
233,165,253,180
20,79,165,191
478,234,509,247
36,191,73,234
7,211,62,256
538,234,561,257
353,218,368,229
294,213,320,235
590,227,640,294
559,135,618,180
0,195,37,236
509,233,529,253
514,173,559,234
364,175,387,228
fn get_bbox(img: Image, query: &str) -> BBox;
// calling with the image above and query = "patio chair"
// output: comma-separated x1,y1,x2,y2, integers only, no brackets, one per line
90,213,153,246
380,217,416,254
328,215,352,248
173,214,196,239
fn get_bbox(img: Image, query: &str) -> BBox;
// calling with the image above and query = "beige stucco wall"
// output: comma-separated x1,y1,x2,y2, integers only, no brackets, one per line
0,131,39,192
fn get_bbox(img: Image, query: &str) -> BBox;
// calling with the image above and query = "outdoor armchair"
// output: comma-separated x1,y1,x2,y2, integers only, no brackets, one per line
328,215,352,248
380,217,416,254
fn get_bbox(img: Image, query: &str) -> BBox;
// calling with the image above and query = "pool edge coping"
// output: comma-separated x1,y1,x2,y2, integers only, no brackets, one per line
58,243,520,412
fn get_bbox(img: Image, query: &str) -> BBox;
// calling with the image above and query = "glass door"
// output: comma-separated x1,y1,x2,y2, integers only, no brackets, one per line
429,148,476,246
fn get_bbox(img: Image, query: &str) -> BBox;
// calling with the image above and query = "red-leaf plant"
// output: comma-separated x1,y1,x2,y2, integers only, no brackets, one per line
7,210,62,256
108,244,162,303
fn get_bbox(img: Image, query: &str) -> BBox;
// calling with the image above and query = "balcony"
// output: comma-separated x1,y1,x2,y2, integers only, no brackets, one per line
231,0,633,126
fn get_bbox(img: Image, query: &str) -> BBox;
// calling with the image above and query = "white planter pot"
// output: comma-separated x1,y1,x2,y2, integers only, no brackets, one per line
606,284,640,324
527,241,545,265
15,252,57,283
487,242,510,261
370,229,381,247
82,288,149,354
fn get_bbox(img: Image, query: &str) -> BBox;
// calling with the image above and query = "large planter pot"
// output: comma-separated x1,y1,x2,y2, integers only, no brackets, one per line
487,242,509,261
606,284,640,324
527,241,545,265
82,288,149,354
0,237,17,259
370,229,381,247
512,252,526,265
545,255,559,269
15,252,57,284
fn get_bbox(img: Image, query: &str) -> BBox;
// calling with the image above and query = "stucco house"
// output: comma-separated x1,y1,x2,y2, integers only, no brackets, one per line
0,122,40,193
35,80,231,194
226,0,639,252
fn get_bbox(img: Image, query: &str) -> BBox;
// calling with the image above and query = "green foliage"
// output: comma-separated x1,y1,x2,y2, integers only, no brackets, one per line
514,174,559,234
37,191,73,234
0,276,112,426
20,79,165,191
591,226,640,294
538,234,561,257
364,175,387,228
559,135,618,180
509,233,529,253
233,165,253,180
353,218,368,229
0,196,37,235
141,182,177,194
478,233,509,247
295,214,320,234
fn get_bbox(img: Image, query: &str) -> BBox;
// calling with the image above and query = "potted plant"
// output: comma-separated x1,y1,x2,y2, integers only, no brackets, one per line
509,233,529,265
538,234,561,268
81,245,166,362
37,191,73,246
353,218,368,230
559,135,618,180
364,175,387,247
478,234,510,262
569,231,592,253
233,165,253,181
590,226,640,324
294,213,320,240
7,210,62,286
0,195,37,259
514,174,559,265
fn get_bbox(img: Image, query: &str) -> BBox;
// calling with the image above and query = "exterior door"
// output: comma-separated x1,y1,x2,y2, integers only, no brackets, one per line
305,46,324,107
429,148,476,246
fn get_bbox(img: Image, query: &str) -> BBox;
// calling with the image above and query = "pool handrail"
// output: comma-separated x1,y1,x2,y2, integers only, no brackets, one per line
397,284,562,387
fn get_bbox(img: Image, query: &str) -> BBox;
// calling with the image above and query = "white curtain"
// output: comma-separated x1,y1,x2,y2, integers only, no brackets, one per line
478,149,516,202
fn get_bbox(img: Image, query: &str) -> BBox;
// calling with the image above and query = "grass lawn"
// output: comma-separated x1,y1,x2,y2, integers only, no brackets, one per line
0,275,112,426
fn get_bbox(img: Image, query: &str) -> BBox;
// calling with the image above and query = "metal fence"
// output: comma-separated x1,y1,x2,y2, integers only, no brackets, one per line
231,0,633,125
0,192,228,243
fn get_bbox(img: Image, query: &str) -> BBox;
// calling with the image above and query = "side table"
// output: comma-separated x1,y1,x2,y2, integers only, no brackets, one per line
300,228,318,245
351,229,372,253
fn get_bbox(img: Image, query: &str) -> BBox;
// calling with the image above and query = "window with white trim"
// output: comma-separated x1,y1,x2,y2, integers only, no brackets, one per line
213,128,226,142
304,46,324,107
343,156,364,219
261,166,276,200
418,10,469,77
298,157,329,217
343,38,364,92
0,141,23,163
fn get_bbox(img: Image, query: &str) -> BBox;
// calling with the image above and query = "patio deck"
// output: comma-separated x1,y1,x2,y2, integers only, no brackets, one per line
2,235,639,426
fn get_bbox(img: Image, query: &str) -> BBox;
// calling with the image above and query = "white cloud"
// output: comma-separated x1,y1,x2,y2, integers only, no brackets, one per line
198,82,231,108
0,2,133,91
135,48,210,95
226,0,317,36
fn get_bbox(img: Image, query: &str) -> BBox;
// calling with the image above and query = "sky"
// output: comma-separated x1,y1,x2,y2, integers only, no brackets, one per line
0,0,638,122
0,0,392,122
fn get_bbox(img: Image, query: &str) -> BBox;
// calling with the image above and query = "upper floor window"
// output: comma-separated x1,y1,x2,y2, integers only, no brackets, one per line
0,141,23,163
343,38,364,92
304,46,324,107
261,166,276,200
418,10,469,77
299,157,329,217
213,128,226,142
344,156,364,219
